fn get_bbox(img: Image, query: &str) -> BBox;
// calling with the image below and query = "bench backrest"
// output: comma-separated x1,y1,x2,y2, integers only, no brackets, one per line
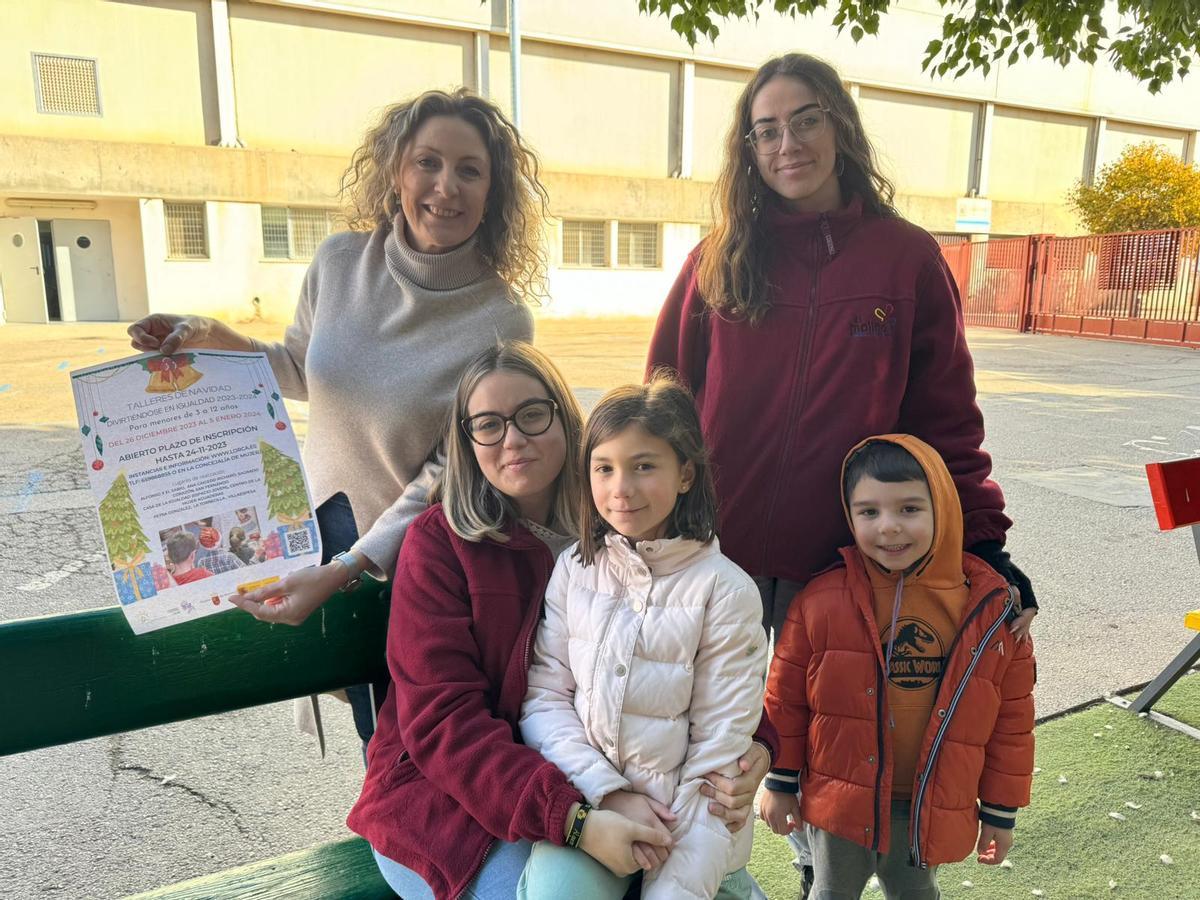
0,582,390,757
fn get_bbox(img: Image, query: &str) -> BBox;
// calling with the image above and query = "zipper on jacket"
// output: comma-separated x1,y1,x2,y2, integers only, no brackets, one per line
871,664,885,852
909,586,1015,869
457,839,496,900
760,217,828,569
459,537,554,899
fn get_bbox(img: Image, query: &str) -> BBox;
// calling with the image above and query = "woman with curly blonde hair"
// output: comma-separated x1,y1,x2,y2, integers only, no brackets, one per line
130,87,552,744
647,53,1034,896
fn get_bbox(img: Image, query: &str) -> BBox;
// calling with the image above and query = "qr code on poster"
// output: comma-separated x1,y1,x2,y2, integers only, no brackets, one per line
286,528,314,556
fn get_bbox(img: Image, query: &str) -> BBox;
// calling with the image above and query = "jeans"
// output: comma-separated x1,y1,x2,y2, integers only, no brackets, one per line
373,840,533,900
315,492,387,747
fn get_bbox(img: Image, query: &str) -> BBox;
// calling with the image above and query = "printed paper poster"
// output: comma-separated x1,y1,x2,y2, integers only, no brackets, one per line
70,350,321,633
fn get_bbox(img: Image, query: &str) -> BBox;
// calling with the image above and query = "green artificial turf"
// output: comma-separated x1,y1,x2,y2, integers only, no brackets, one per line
749,672,1200,900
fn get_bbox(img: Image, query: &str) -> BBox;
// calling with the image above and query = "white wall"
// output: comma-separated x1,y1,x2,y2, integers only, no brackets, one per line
541,222,698,318
139,199,309,322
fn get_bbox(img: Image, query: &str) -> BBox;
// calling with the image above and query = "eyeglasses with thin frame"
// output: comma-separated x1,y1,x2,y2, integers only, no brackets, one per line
745,108,830,155
462,398,558,446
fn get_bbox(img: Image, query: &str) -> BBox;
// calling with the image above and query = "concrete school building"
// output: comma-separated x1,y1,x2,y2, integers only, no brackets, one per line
1,0,1197,325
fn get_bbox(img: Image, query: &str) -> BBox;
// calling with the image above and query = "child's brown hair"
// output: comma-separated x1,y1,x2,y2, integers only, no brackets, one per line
576,374,718,565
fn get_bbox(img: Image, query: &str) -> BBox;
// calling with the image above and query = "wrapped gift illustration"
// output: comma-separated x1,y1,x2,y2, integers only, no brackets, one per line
114,561,156,606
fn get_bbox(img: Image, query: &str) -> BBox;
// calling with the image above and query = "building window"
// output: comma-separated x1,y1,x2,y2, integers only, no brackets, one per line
261,206,335,260
562,220,608,267
164,202,208,259
617,222,660,268
32,53,101,117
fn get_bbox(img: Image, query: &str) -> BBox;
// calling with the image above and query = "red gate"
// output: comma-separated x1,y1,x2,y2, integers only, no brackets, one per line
939,236,1036,331
940,228,1200,348
1030,229,1200,348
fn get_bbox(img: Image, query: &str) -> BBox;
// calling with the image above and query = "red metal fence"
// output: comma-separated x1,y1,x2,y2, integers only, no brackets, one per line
940,228,1200,348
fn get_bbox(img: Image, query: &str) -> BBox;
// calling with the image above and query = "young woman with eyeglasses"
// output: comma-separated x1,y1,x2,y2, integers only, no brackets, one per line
646,53,1037,897
348,343,776,900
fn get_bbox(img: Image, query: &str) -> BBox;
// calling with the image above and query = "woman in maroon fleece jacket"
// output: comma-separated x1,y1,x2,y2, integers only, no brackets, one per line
647,52,1037,641
348,342,775,900
646,52,1037,897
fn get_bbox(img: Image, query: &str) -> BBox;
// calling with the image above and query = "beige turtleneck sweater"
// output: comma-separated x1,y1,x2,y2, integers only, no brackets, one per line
253,216,533,575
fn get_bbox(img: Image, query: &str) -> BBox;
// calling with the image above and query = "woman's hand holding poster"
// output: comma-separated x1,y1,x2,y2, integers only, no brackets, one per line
70,350,321,633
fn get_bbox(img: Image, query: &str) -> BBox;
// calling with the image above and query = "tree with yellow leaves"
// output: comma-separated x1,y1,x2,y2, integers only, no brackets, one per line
1068,142,1200,234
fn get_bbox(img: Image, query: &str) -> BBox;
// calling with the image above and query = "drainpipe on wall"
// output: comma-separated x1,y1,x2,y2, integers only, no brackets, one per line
509,0,521,127
211,0,243,148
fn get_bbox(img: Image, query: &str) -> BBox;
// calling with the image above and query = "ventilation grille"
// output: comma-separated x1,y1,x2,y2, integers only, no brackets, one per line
33,53,101,116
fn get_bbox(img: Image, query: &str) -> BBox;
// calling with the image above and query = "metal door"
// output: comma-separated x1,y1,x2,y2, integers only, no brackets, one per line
0,217,49,323
51,219,119,321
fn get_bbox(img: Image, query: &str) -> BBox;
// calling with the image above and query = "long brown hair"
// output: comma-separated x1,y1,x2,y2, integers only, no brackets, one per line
575,375,718,566
433,342,582,543
698,53,898,324
340,88,550,304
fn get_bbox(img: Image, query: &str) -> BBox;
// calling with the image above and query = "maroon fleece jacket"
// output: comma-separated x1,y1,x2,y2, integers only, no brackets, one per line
347,505,779,899
647,196,1010,584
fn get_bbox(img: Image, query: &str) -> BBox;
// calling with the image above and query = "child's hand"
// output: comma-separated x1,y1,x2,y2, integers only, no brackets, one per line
759,790,801,836
1008,608,1037,643
976,824,1014,864
576,807,673,877
599,790,676,870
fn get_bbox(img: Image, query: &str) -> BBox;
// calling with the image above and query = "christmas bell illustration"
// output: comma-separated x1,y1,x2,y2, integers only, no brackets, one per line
143,353,203,393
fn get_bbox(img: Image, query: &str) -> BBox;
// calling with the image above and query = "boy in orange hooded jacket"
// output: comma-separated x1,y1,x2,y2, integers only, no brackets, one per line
761,435,1035,898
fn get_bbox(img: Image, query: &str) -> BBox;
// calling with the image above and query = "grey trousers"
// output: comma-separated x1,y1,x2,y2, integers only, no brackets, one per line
807,799,941,899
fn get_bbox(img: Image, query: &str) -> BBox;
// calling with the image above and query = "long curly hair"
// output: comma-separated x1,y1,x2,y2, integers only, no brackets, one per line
698,53,898,324
340,88,550,304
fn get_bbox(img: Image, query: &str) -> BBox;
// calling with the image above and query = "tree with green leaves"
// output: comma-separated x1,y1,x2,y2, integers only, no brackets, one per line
259,441,311,525
638,1,1199,93
99,471,151,567
1068,142,1200,233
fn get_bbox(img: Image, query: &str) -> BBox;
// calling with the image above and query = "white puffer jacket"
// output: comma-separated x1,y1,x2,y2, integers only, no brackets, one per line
521,533,768,899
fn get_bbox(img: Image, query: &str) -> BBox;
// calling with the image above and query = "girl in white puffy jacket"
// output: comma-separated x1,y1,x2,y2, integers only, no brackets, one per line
518,377,769,900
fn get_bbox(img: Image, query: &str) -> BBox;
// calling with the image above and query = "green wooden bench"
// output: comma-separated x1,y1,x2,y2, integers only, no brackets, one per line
0,582,397,899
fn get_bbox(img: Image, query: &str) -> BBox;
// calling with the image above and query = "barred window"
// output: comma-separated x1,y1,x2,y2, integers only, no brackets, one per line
33,53,101,116
562,220,608,267
163,202,208,259
261,207,290,259
261,206,335,260
617,222,660,268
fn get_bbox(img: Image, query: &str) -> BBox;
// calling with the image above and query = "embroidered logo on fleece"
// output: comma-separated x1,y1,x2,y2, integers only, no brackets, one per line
880,616,945,690
849,303,895,338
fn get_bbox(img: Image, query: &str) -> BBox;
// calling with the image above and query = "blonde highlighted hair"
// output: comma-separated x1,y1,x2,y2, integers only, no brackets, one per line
340,88,550,304
434,342,582,543
699,53,898,324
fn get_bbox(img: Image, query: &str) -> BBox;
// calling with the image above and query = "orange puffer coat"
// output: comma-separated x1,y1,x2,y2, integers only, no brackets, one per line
765,435,1035,868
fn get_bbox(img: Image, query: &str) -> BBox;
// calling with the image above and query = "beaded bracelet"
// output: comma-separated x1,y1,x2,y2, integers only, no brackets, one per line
565,802,592,848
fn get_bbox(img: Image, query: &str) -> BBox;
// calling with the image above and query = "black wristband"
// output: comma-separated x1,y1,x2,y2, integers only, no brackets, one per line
565,802,591,848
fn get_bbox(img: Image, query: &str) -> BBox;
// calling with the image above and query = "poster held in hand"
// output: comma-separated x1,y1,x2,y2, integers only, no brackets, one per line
71,350,322,633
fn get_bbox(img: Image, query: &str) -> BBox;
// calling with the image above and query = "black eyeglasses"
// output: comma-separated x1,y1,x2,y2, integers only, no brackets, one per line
462,399,558,446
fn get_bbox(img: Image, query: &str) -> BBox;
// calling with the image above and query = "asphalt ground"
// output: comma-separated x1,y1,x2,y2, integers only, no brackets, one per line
1,321,1198,897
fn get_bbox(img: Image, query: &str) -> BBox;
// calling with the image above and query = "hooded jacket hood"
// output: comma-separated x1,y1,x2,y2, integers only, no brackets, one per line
840,432,965,590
